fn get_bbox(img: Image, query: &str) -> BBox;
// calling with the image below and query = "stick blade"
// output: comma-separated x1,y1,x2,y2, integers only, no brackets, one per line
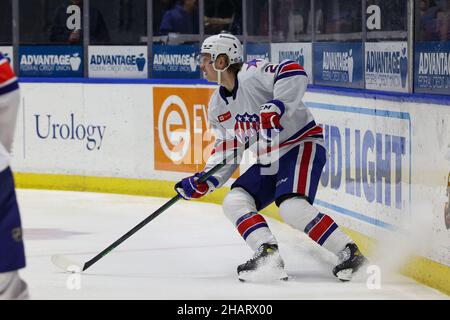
51,254,84,273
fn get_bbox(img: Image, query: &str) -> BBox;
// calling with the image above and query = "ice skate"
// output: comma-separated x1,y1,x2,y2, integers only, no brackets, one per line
237,243,288,282
333,243,368,281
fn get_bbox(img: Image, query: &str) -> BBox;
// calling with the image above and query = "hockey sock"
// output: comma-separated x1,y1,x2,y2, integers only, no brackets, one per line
223,188,277,251
235,212,277,251
279,197,352,256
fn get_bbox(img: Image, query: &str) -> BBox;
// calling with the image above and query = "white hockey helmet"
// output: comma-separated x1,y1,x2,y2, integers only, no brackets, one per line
201,33,243,65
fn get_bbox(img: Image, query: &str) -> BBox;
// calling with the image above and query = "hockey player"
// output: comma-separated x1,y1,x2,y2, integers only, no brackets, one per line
174,33,367,282
0,53,28,299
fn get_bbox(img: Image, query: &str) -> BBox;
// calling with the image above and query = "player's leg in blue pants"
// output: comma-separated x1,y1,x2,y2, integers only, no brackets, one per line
223,142,366,280
0,167,28,299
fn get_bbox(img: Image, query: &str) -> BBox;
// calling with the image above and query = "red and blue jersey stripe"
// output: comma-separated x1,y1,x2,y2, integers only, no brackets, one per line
258,120,324,156
274,60,307,84
0,53,19,96
278,120,323,149
236,212,269,240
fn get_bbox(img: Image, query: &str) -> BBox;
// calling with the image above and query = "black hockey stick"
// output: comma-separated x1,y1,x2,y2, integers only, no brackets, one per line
51,135,255,273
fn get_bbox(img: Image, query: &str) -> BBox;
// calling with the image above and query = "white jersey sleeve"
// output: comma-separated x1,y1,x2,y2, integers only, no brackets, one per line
271,60,309,115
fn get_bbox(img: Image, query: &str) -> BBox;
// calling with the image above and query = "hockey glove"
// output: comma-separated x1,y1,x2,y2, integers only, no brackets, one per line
260,100,284,133
175,172,220,200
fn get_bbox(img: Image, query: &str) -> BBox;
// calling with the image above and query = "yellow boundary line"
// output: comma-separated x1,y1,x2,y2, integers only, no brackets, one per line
14,172,450,295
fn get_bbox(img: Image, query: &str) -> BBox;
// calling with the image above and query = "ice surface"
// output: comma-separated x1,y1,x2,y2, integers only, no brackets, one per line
16,189,448,300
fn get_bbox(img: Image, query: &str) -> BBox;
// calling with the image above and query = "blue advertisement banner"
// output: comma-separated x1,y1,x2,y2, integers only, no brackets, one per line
245,43,270,62
313,42,364,89
414,41,450,95
152,45,199,79
19,46,83,77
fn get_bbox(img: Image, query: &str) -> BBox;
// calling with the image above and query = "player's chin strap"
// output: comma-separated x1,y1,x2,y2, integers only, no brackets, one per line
212,59,230,86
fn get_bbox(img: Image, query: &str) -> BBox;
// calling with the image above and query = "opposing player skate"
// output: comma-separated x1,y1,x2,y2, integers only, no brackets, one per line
333,243,368,281
237,243,288,282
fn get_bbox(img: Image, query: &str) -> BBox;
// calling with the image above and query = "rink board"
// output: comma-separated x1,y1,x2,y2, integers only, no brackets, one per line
10,81,450,295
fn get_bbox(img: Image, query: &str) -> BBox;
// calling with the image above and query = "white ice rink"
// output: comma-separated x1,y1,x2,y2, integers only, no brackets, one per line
16,189,448,300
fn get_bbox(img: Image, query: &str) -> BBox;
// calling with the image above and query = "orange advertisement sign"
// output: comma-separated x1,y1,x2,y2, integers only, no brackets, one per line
154,86,224,174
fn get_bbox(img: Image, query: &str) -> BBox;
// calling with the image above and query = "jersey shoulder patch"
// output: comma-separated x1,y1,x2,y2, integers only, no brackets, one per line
240,59,270,75
238,59,274,86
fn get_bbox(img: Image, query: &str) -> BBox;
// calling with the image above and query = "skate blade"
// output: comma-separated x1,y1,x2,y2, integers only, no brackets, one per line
336,268,353,282
238,268,289,283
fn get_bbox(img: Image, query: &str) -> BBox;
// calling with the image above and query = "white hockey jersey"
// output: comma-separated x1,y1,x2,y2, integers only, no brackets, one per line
204,59,324,187
0,53,20,172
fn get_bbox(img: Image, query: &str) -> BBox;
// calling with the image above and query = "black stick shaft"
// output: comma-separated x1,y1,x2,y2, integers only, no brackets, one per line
81,160,229,272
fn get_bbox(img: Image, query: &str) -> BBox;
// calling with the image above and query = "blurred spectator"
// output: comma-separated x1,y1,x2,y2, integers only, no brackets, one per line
159,0,199,35
436,0,450,40
418,0,449,40
328,1,359,33
273,0,310,41
49,0,110,44
421,0,450,41
308,0,325,34
153,0,176,36
204,16,233,34
420,0,432,16
314,0,361,35
273,0,294,40
419,0,440,40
